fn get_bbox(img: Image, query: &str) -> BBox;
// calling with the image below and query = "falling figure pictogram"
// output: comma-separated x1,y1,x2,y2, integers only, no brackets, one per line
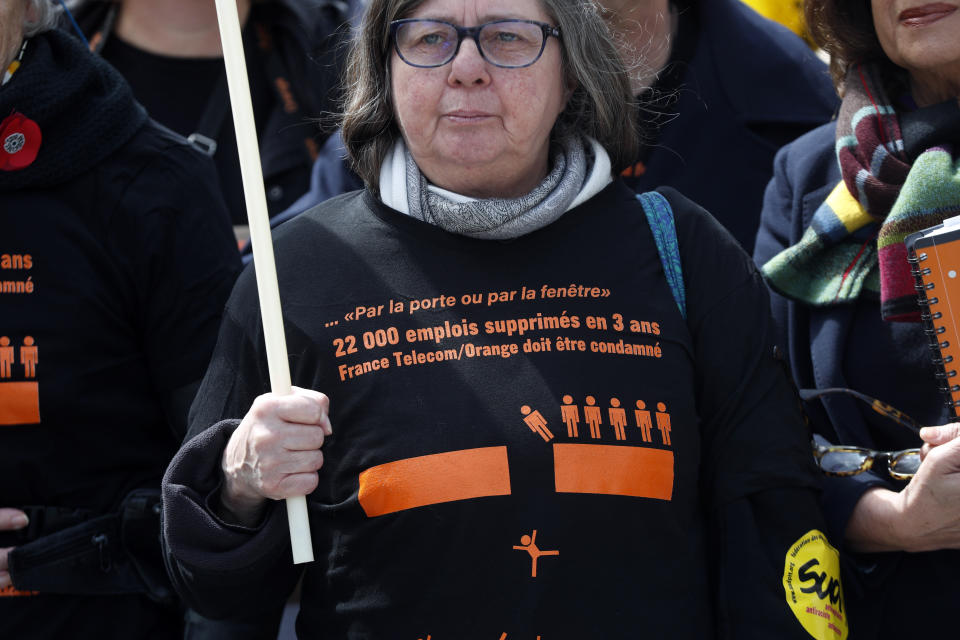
513,529,559,577
520,405,554,442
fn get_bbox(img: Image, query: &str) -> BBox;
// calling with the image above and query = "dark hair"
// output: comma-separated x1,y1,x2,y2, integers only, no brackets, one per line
804,0,905,95
340,0,639,192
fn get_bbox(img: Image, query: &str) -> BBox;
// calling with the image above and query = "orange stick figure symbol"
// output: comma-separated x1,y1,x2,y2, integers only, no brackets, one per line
560,395,579,438
20,336,38,378
608,398,627,441
521,405,554,442
513,529,559,577
584,396,602,439
0,336,13,379
656,402,672,446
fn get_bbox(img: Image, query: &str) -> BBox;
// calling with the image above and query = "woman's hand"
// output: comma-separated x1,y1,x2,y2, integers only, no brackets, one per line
0,508,29,590
920,423,960,459
219,387,332,527
848,429,960,553
893,429,960,551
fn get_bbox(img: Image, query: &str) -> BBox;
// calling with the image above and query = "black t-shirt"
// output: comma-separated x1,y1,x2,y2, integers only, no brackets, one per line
100,31,274,226
164,182,827,639
0,122,241,637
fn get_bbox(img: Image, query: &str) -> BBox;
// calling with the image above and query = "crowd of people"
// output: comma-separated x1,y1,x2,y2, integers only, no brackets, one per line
1,0,958,638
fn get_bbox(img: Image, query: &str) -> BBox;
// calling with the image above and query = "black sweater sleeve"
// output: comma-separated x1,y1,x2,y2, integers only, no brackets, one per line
161,287,303,619
662,188,841,639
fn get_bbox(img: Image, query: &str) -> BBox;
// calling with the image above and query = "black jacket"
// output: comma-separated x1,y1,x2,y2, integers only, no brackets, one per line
754,120,960,640
0,29,240,638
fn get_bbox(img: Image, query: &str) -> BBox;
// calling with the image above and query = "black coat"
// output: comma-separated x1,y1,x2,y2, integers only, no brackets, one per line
754,120,960,640
0,29,240,637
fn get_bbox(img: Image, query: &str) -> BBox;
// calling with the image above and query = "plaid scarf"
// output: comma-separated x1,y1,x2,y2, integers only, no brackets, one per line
763,64,960,322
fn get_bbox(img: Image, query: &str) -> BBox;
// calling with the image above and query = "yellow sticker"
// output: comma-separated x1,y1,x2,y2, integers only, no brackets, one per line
782,529,848,640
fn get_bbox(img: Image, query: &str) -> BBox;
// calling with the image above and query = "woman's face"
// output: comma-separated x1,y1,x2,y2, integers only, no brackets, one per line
390,0,569,198
871,0,960,103
1,0,29,73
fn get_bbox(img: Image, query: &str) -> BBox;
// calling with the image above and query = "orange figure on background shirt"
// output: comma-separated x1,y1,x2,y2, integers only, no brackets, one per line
634,400,653,442
512,529,559,577
608,397,627,440
20,335,38,378
584,396,602,439
560,394,580,438
521,405,554,442
656,402,672,446
0,336,13,378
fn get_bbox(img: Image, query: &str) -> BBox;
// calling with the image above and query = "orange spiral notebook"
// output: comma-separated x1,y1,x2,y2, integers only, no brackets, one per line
907,215,960,419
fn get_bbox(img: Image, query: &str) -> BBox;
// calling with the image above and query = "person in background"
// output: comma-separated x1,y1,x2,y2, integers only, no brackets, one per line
607,0,837,249
161,0,838,637
0,1,241,638
271,0,838,252
754,0,960,637
66,0,355,228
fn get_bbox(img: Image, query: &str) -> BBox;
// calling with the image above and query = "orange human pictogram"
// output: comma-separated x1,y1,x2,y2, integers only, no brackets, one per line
634,400,653,442
521,405,554,442
0,336,13,379
513,529,559,578
20,336,37,378
560,395,580,438
608,398,627,441
656,402,672,446
583,396,602,439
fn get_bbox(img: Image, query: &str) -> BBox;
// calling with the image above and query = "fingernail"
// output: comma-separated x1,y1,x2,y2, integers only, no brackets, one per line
12,514,28,529
920,427,931,439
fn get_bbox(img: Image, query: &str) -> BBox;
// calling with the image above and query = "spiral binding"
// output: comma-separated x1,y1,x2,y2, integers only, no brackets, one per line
909,249,960,415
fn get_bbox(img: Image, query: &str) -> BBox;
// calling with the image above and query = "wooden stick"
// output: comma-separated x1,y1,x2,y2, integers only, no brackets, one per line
213,0,314,565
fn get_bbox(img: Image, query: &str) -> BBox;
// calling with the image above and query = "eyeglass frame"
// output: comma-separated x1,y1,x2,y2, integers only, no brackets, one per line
798,386,922,435
389,18,562,69
800,387,924,480
811,441,921,481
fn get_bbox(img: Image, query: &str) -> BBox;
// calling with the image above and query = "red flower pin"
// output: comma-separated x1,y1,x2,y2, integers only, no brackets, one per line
0,111,42,171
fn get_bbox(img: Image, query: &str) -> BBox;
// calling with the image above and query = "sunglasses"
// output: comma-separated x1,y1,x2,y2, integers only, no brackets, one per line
800,387,922,480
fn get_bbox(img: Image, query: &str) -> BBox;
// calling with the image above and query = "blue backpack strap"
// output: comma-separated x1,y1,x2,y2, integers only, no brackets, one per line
636,191,686,320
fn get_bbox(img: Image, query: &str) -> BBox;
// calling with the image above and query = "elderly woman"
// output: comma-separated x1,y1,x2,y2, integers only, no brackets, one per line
162,0,834,637
0,0,240,637
755,0,960,637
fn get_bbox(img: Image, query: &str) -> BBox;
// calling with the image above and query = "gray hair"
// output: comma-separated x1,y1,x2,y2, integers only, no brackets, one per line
24,0,61,37
341,0,639,193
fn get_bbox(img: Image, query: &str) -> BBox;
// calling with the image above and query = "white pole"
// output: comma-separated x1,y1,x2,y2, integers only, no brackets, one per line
213,0,314,564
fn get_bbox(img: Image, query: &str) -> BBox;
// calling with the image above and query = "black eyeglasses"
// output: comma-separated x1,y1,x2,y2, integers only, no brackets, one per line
801,387,923,480
390,19,561,69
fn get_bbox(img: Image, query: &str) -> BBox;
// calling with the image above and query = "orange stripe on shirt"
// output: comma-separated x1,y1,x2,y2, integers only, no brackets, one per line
358,446,511,517
553,443,674,501
0,584,39,597
0,381,40,425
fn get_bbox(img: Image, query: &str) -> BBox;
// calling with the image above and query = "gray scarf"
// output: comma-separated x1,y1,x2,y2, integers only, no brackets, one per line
405,135,589,239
